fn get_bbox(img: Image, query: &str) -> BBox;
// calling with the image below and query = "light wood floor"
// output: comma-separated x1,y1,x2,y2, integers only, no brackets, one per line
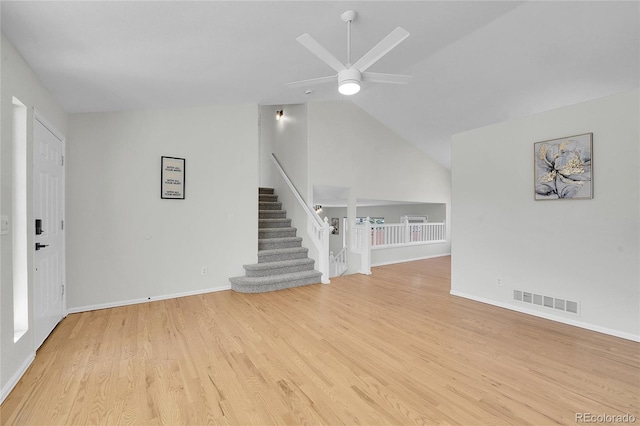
2,257,638,425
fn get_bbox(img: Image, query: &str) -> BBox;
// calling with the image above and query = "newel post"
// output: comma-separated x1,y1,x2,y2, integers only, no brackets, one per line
320,216,331,284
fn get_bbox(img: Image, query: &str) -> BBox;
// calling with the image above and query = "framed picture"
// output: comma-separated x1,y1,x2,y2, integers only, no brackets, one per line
331,217,339,235
161,156,185,199
534,133,592,200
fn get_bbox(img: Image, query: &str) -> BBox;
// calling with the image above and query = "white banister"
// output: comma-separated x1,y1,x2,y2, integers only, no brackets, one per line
329,246,348,277
351,218,446,273
271,153,330,283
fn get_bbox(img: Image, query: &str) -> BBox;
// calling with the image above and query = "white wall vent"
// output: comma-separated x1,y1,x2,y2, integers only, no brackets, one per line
513,289,579,315
566,300,579,314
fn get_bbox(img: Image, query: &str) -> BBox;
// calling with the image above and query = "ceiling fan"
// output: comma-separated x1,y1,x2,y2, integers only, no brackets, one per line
286,9,411,96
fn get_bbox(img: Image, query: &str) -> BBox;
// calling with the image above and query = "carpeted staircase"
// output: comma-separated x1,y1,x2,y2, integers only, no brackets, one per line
229,187,322,293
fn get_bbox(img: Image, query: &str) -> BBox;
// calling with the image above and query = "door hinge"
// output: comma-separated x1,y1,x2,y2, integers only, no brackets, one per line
61,284,65,296
61,155,64,166
61,220,64,230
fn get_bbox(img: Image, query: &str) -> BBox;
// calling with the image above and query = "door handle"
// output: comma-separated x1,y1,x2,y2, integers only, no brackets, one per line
35,242,49,250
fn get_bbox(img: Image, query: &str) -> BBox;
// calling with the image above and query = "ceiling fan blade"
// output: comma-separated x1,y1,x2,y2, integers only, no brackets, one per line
296,34,346,73
286,75,337,89
362,72,412,84
352,27,409,72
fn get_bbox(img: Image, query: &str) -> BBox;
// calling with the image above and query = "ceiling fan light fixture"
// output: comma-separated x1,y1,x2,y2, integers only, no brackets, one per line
338,68,361,95
338,81,360,95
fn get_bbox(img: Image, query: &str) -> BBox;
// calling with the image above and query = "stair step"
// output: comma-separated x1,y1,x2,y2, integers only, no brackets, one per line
259,194,278,202
258,237,302,250
244,258,315,277
258,247,309,263
259,218,292,228
259,209,287,219
259,187,274,195
229,270,322,293
259,201,283,210
258,227,297,239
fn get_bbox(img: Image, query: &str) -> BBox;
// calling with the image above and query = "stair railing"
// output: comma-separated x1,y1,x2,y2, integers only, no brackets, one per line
329,246,348,277
271,153,330,283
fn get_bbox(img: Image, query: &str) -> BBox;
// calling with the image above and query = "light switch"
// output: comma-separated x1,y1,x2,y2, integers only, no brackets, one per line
1,215,9,235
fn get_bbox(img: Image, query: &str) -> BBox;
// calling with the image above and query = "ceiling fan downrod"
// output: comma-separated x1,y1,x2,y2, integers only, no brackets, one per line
341,9,357,66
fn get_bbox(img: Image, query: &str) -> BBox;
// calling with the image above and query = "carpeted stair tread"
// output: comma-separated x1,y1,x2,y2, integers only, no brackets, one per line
258,236,303,250
259,201,282,210
244,258,314,270
258,187,274,194
259,194,279,202
258,227,297,238
258,218,292,228
229,270,322,293
259,209,287,219
258,247,309,263
243,258,315,277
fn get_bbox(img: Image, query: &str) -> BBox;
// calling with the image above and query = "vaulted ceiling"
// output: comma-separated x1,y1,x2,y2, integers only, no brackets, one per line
2,1,638,169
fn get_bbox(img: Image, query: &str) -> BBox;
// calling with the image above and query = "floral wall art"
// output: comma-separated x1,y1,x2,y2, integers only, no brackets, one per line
534,133,592,200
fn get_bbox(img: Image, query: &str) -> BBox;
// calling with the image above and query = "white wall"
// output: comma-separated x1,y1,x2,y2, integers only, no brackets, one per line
308,101,452,207
1,34,68,401
451,89,639,341
66,105,258,311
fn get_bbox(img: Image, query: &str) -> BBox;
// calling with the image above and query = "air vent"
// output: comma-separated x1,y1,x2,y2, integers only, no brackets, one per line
513,289,579,315
566,300,579,314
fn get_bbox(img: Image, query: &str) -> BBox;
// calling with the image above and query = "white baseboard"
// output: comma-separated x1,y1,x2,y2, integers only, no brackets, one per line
372,253,451,268
450,290,640,343
1,353,35,404
67,285,232,314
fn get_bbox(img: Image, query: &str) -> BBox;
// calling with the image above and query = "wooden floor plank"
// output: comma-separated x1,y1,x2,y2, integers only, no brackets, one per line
1,256,638,425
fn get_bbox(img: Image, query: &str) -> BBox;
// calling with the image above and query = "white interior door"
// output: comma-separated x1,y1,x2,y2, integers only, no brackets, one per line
33,116,65,349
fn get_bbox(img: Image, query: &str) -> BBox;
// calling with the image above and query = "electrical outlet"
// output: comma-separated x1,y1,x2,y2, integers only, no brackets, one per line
1,215,9,235
497,277,503,286
201,267,208,276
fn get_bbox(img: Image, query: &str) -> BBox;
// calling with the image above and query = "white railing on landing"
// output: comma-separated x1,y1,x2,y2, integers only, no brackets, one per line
271,153,330,284
369,221,446,248
350,217,446,274
329,247,348,277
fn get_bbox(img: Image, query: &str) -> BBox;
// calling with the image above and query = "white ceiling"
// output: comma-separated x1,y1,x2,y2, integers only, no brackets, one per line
2,1,638,169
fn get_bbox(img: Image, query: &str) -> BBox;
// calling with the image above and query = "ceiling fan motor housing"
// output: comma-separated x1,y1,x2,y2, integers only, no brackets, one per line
338,68,362,92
